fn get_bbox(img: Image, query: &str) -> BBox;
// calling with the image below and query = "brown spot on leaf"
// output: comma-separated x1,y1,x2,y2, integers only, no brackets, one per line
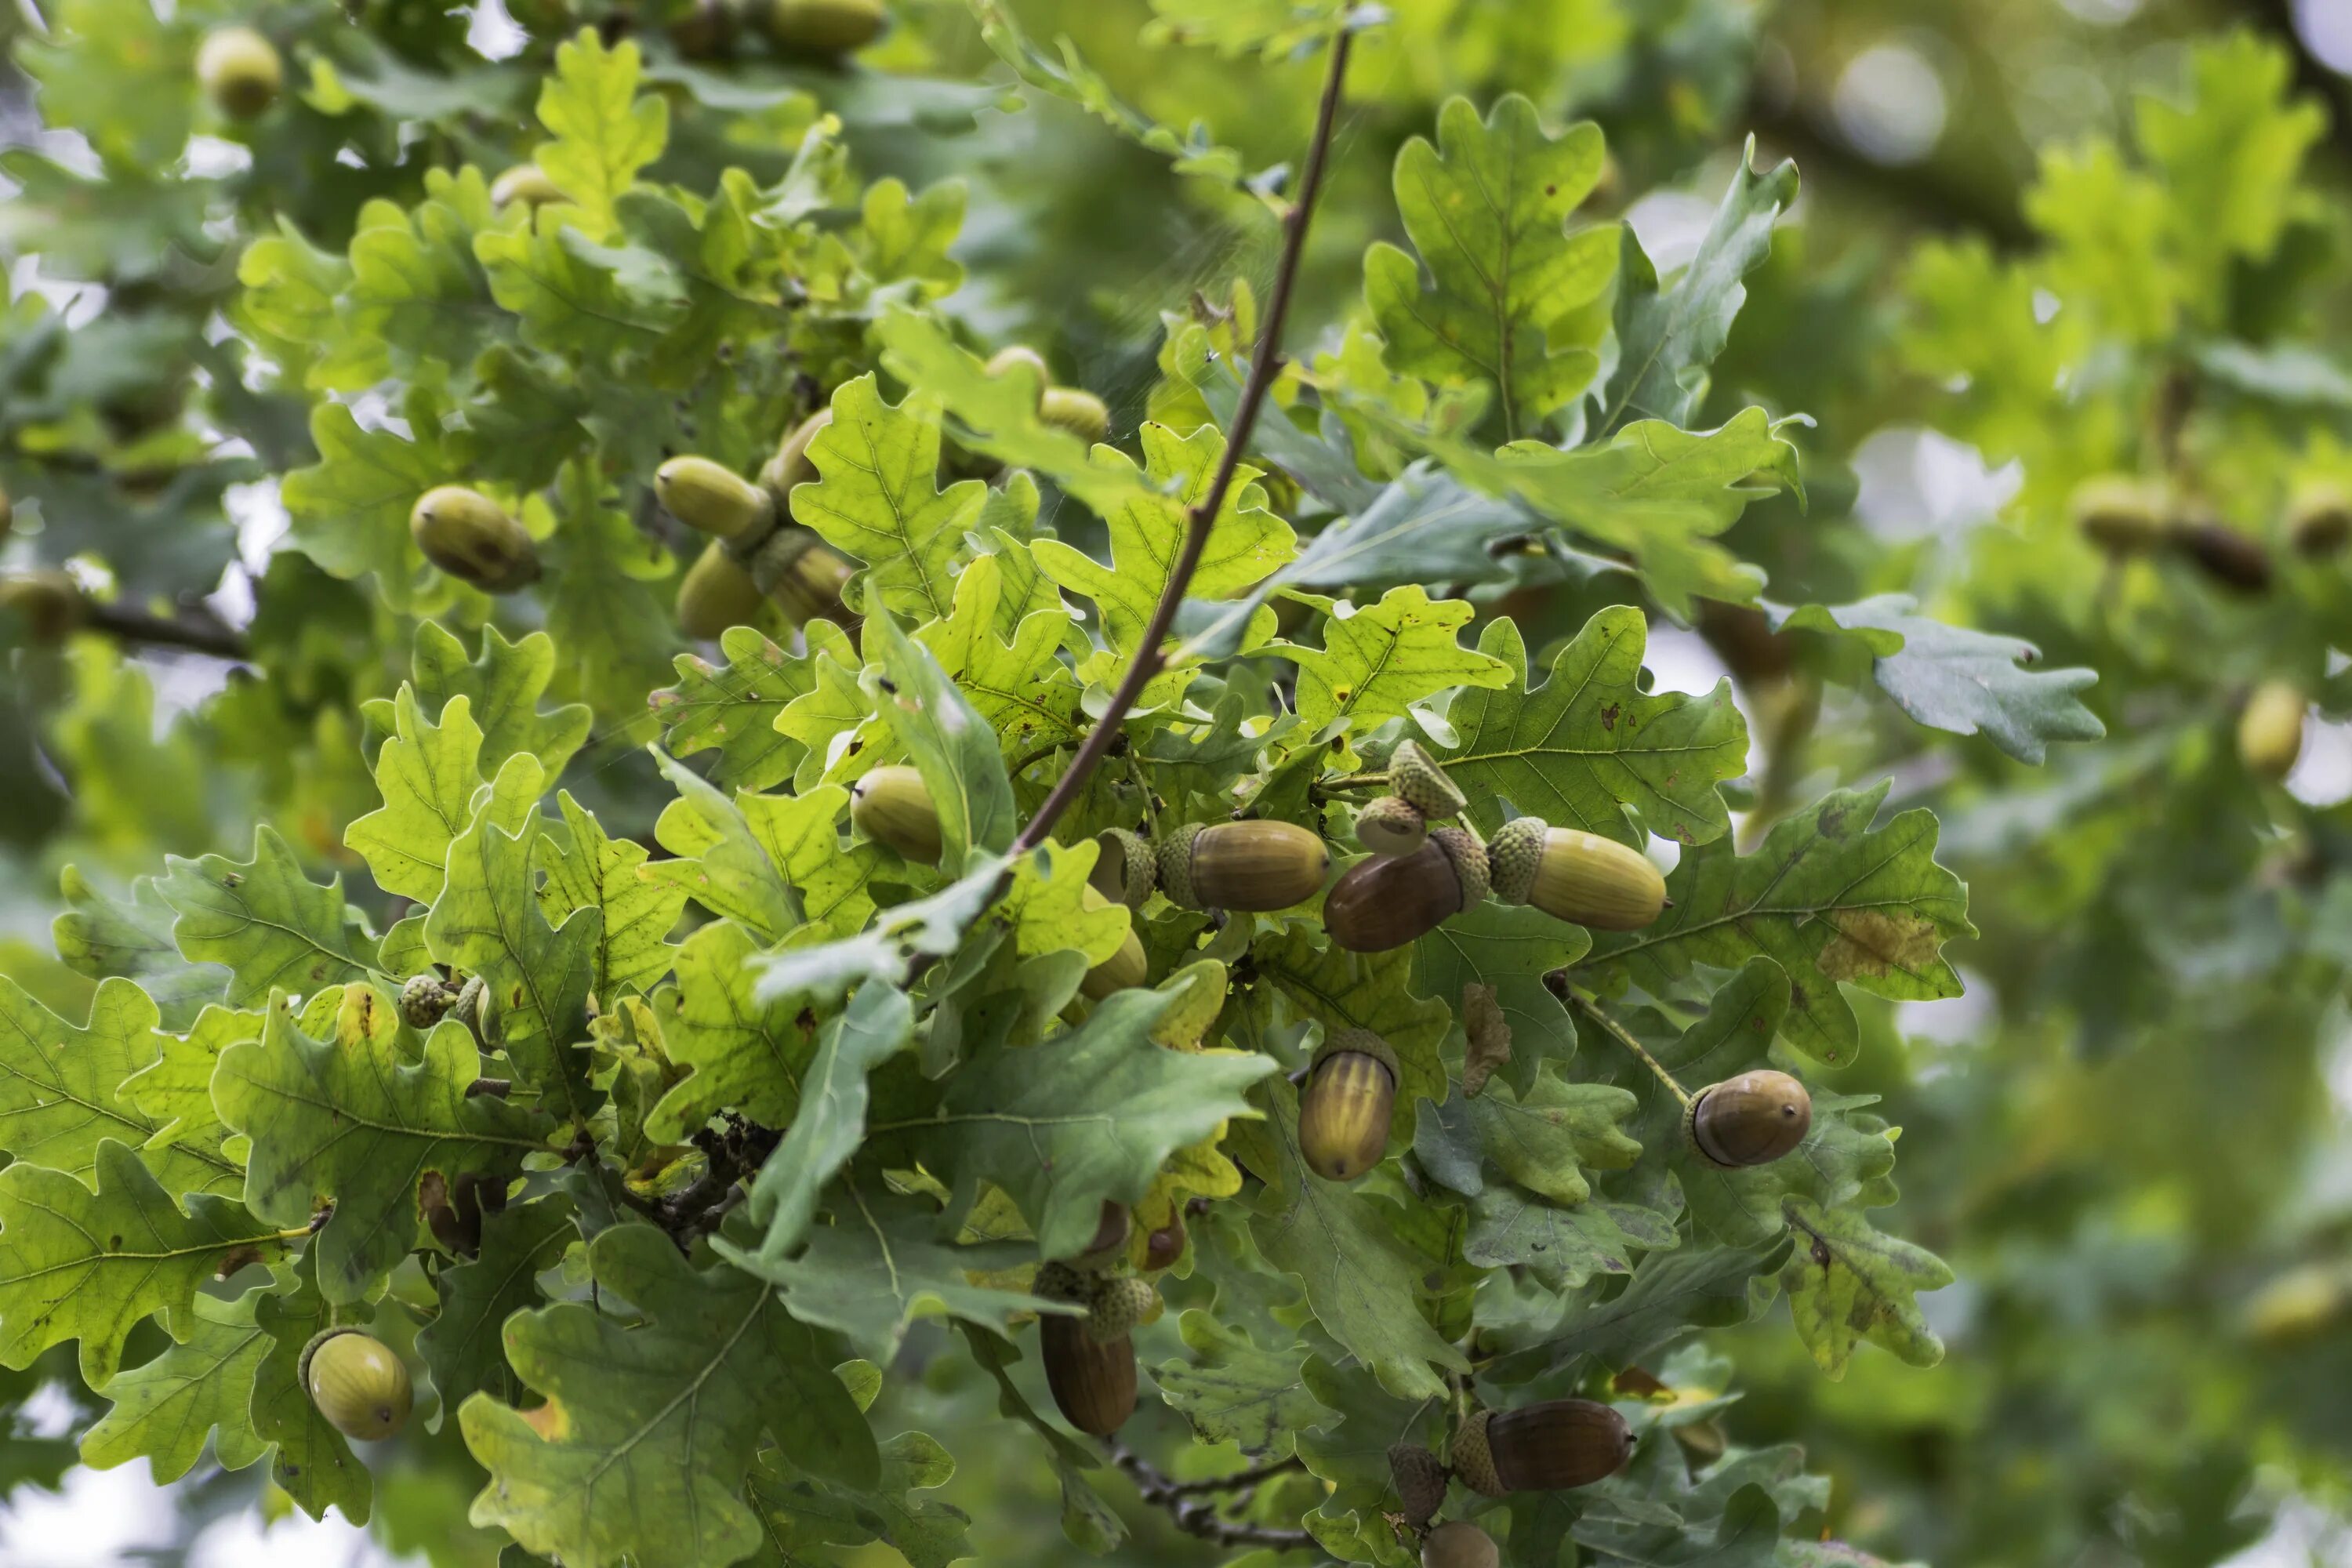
521,1401,569,1440
1461,982,1509,1097
1599,703,1620,731
1819,909,1944,982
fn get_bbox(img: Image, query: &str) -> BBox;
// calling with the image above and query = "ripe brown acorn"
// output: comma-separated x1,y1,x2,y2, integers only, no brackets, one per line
0,571,85,644
677,540,768,638
2168,515,2274,593
301,1328,412,1442
656,456,775,542
409,486,539,593
1040,1311,1136,1436
2289,480,2352,557
198,26,281,120
1488,819,1664,931
1090,828,1157,909
1299,1029,1398,1182
1323,829,1487,952
1079,887,1147,1000
1422,1522,1500,1568
1455,1400,1630,1496
2238,680,2307,781
1040,387,1112,444
2070,474,2169,555
1157,820,1330,912
1688,1070,1813,1167
850,765,942,865
767,0,887,53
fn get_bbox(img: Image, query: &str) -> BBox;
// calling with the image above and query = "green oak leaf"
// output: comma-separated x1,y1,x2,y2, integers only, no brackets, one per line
530,28,670,241
1152,1309,1333,1454
53,866,227,1029
1413,1068,1642,1207
159,825,385,1005
1282,584,1509,733
1780,1197,1952,1378
540,463,681,717
913,551,1087,764
367,621,592,782
1486,1239,1785,1382
120,1003,260,1178
1588,782,1975,1066
81,1286,271,1483
791,374,985,623
216,984,553,1305
346,687,488,905
1254,925,1449,1141
1462,1183,1678,1287
1573,1478,1784,1568
252,1254,374,1523
0,1139,290,1385
868,609,1018,873
644,920,827,1142
461,1221,880,1568
996,839,1131,967
537,791,684,998
649,627,814,793
474,214,681,364
1364,94,1618,435
750,857,1005,1007
646,750,806,941
775,619,874,793
1440,607,1750,848
280,402,441,605
418,1196,578,1410
1410,901,1590,1098
746,1426,975,1568
343,168,502,378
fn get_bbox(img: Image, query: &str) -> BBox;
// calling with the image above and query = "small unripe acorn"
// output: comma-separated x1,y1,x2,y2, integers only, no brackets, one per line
0,571,85,643
301,1328,412,1442
2288,480,2352,557
1040,1312,1135,1436
1143,1211,1187,1271
657,456,775,543
1355,794,1428,858
490,164,565,210
2168,515,2274,593
1323,829,1487,952
410,486,539,593
1299,1029,1398,1183
1040,387,1112,445
1388,740,1467,819
849,765,942,866
1078,887,1148,1000
768,0,886,54
198,26,281,121
1157,820,1330,912
1490,820,1664,931
677,541,768,638
760,409,834,504
1689,1070,1813,1167
2238,680,2307,781
1388,1442,1448,1528
985,346,1051,405
773,542,857,630
1422,1522,1501,1568
1482,1399,1632,1492
1085,1275,1156,1343
2070,474,2169,554
1090,828,1157,909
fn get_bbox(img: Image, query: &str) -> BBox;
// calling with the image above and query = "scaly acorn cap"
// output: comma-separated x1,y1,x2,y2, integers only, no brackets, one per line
1033,1260,1090,1305
1387,1443,1449,1527
2288,480,2352,557
1450,1409,1504,1497
1354,794,1428,858
1158,819,1330,912
1388,740,1467,819
1487,816,1547,905
2239,679,2307,781
1431,826,1489,909
850,765,943,866
760,408,834,508
1688,1070,1813,1167
656,456,775,542
1085,1276,1157,1345
1078,887,1147,1000
1091,828,1158,909
1421,1522,1501,1568
197,26,281,120
490,164,565,209
1040,387,1112,444
985,346,1051,406
301,1327,412,1443
767,0,886,53
409,486,539,593
1524,827,1666,931
1300,1029,1398,1183
678,539,768,638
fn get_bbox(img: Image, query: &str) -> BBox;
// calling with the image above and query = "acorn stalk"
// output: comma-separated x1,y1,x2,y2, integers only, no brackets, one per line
1157,820,1330,912
301,1328,412,1442
1490,819,1664,931
1298,1029,1398,1182
1323,828,1487,952
1688,1070,1813,1167
850,765,942,866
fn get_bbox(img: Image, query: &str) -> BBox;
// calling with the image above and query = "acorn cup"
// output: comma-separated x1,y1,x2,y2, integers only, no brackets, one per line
1157,820,1330,912
2167,514,2274,593
1488,818,1664,931
2289,480,2352,557
760,409,834,506
767,0,887,53
1298,1029,1398,1182
656,456,775,542
1085,1275,1157,1344
198,26,281,120
850,765,942,865
1388,1442,1448,1528
2238,680,2307,781
409,486,540,593
1421,1522,1500,1568
301,1328,412,1442
1078,887,1147,1000
0,571,86,644
2070,474,2169,555
1323,828,1488,953
1688,1070,1813,1167
1387,740,1468,819
1354,794,1428,858
491,164,565,210
1090,828,1157,909
1450,1400,1631,1497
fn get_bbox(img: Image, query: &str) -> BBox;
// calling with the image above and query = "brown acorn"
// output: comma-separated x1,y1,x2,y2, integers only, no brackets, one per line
2168,514,2274,593
677,540,768,638
760,409,834,506
1090,828,1157,909
1688,1070,1813,1167
1076,1198,1132,1264
301,1328,412,1442
0,571,85,643
1388,1442,1448,1528
1079,887,1147,1000
768,0,886,53
198,26,281,120
2289,481,2352,557
2238,680,2306,781
656,456,775,543
850,765,942,865
410,486,539,593
1323,829,1487,952
1485,1399,1632,1491
1299,1029,1398,1182
1157,820,1330,912
1488,819,1664,931
1143,1210,1187,1272
1354,793,1428,858
1040,387,1112,444
1422,1522,1500,1568
2070,474,2169,555
1040,1312,1136,1436
490,164,565,210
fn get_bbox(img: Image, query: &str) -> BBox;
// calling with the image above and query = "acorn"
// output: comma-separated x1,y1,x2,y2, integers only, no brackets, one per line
1688,1071,1813,1167
1323,828,1488,953
770,539,857,630
1143,1211,1187,1271
1387,740,1467,819
760,409,833,506
1388,1442,1447,1528
2238,680,2306,781
300,1328,412,1443
1040,1312,1135,1436
1078,887,1147,1000
1156,820,1330,912
410,486,539,593
1085,1275,1156,1343
1298,1029,1398,1182
197,26,281,121
1454,1401,1630,1497
2289,481,2352,557
1040,387,1111,445
1090,828,1157,909
678,541,769,638
849,765,942,866
2070,474,2169,555
767,0,886,54
2168,515,2274,593
2244,1264,2350,1345
1422,1523,1500,1568
985,346,1051,406
1488,819,1664,931
490,164,565,210
669,0,738,57
656,456,775,543
0,571,85,643
1355,794,1428,858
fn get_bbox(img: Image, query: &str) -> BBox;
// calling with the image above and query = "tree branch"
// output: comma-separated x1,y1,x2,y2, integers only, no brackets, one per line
1009,20,1356,856
1107,1443,1317,1550
84,598,252,661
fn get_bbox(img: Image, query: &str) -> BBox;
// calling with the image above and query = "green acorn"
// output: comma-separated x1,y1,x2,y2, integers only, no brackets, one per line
760,409,834,506
491,164,565,210
849,765,942,866
198,26,281,120
1299,1029,1398,1183
2289,480,2352,557
771,539,858,630
301,1328,412,1442
1388,1442,1448,1528
1090,828,1157,909
409,486,539,593
1387,740,1467,819
768,0,886,54
2238,680,2307,781
1688,1070,1813,1167
1040,387,1112,444
1422,1523,1500,1568
0,571,85,643
2070,474,2169,555
1157,820,1330,912
1085,1276,1156,1344
677,540,769,638
656,456,775,543
1079,887,1148,1000
986,345,1051,404
1488,819,1664,931
1354,794,1427,858
1323,828,1486,952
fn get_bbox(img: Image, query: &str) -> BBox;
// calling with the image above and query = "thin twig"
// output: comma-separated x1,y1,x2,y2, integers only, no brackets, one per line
1564,986,1693,1109
1010,21,1356,857
1108,1443,1317,1550
84,598,252,660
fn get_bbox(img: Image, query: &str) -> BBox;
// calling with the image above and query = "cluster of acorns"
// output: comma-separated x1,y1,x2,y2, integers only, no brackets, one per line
1029,1202,1172,1437
1385,1399,1637,1565
2072,472,2351,593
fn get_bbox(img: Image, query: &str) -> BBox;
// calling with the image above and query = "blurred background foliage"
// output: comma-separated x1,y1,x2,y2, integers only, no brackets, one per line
5,0,2352,1565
